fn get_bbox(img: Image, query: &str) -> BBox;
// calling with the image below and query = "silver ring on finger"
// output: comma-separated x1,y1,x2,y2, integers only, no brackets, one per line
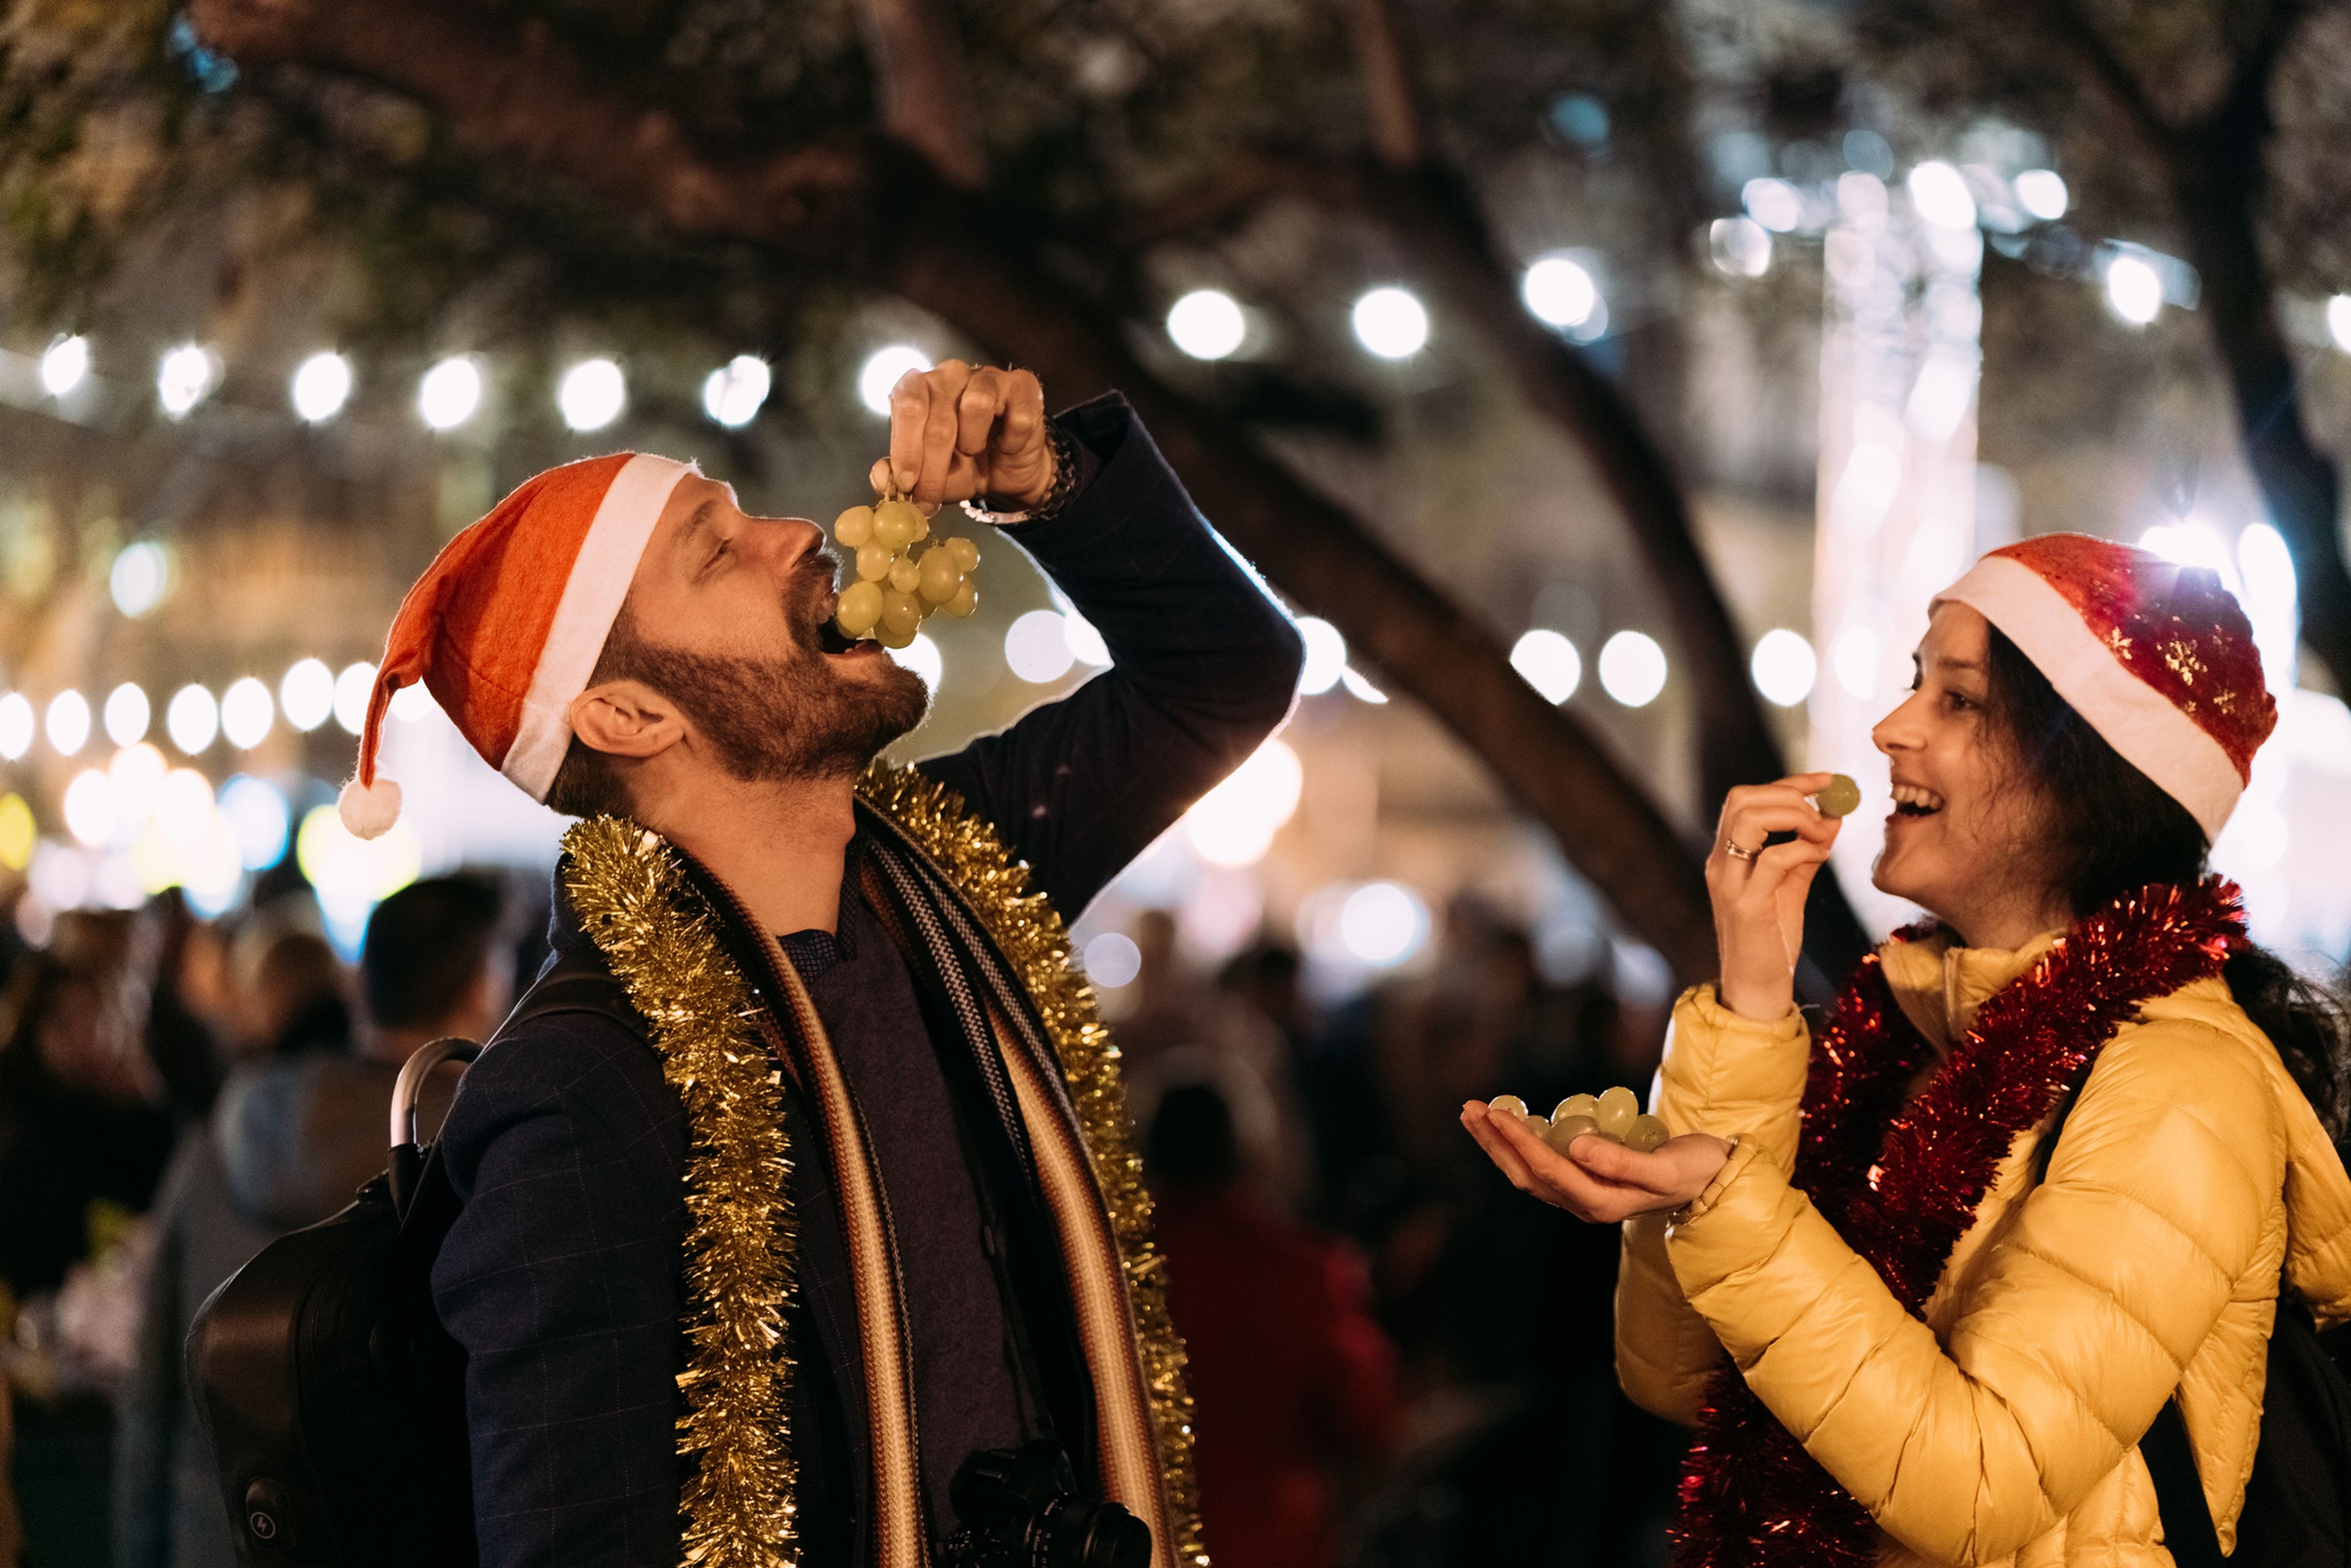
1723,840,1760,863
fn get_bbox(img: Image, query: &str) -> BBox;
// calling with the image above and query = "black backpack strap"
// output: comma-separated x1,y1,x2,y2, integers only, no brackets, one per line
489,951,635,1045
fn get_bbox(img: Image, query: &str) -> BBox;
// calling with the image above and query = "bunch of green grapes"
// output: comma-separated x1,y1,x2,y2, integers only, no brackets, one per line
1489,1087,1670,1155
830,496,981,649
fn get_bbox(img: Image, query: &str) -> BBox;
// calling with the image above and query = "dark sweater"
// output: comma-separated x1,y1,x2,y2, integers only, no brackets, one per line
430,395,1305,1568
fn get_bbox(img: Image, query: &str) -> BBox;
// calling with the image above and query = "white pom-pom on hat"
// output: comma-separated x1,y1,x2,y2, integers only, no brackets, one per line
337,774,403,840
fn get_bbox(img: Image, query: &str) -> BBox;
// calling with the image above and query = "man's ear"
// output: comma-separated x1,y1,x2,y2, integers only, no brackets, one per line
568,680,686,760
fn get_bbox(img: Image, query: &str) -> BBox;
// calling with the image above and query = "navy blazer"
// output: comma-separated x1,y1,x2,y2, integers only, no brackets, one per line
430,396,1304,1568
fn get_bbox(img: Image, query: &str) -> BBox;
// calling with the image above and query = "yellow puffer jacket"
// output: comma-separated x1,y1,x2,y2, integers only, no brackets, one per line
1617,931,2351,1567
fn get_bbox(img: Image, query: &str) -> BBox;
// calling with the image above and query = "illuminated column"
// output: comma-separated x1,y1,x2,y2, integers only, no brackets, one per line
1808,170,1985,933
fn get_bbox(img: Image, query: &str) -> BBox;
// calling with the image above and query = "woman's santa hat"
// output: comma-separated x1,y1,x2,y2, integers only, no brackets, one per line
1933,532,2277,842
338,452,697,839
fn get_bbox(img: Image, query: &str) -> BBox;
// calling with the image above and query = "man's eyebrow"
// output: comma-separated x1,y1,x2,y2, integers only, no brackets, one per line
678,498,720,576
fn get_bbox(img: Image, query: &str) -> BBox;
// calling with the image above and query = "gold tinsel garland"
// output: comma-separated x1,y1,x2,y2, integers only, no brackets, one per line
561,819,801,1568
857,761,1208,1568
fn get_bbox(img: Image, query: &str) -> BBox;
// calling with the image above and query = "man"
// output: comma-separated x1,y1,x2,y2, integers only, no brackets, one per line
335,365,1303,1568
117,876,508,1568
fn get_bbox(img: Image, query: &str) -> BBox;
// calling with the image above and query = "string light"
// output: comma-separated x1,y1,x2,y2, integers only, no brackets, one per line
45,691,90,756
1750,629,1817,707
1906,161,1977,230
220,677,274,749
558,358,626,431
1597,631,1668,707
702,356,771,427
334,662,376,735
39,336,89,397
419,355,483,430
1510,629,1582,703
1351,288,1429,359
103,684,150,746
1521,257,1600,330
0,695,31,760
157,343,219,418
291,351,354,422
166,684,219,754
1005,610,1075,684
1166,290,1246,360
2105,255,2162,325
280,659,335,731
111,541,170,617
2014,170,2068,222
858,346,932,416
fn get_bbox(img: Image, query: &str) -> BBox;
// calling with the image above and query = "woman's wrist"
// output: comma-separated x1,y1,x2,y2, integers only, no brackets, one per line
1715,974,1796,1022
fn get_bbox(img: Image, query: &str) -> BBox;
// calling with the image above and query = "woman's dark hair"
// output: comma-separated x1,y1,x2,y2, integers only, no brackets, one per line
1985,626,2351,1136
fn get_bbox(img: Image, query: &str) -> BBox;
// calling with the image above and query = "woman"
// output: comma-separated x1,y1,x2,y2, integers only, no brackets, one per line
1463,535,2351,1565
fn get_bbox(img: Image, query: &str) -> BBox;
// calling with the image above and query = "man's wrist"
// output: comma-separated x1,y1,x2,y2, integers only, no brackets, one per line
966,424,1084,527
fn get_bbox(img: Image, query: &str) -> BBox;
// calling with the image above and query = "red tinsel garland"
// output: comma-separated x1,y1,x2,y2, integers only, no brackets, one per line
1669,877,2248,1567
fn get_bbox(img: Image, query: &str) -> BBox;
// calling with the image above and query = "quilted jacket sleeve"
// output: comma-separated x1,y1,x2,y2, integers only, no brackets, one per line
1663,1010,2285,1566
1616,986,1812,1424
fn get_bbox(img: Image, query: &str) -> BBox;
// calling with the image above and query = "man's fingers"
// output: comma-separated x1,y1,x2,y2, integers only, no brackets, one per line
999,369,1044,447
915,363,974,505
956,367,1007,456
888,375,931,493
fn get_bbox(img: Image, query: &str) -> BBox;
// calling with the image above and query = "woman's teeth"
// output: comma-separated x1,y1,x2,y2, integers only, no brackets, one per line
1891,783,1946,814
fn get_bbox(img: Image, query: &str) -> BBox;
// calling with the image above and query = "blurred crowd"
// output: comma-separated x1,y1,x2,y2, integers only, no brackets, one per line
0,879,1678,1568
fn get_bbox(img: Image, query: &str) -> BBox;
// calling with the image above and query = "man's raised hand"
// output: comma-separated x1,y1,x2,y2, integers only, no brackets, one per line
871,359,1056,510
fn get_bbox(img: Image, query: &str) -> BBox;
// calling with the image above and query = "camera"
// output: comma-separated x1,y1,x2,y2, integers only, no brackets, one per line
943,1441,1152,1568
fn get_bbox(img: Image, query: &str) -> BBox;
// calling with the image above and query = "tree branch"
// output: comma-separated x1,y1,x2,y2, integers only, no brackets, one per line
852,0,987,188
2032,0,2184,159
1343,0,1425,169
187,0,868,246
187,0,1728,979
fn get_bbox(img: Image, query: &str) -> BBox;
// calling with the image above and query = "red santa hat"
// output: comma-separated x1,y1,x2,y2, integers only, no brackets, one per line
1932,532,2278,842
337,452,697,838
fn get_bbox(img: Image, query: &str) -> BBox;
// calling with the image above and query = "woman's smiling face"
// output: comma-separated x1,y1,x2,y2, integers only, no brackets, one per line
1870,601,2066,945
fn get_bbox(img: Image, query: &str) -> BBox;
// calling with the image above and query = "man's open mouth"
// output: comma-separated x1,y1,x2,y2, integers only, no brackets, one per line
1891,783,1946,817
817,618,863,655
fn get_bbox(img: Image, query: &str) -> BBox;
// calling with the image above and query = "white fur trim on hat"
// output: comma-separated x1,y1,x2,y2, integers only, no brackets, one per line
338,775,403,841
498,454,697,801
1935,554,2244,841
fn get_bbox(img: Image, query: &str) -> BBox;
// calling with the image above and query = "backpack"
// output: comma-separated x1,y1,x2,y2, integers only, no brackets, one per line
185,970,622,1567
2039,1082,2351,1566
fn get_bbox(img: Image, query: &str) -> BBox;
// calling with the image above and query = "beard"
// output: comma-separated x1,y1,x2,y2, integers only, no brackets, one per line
611,565,931,784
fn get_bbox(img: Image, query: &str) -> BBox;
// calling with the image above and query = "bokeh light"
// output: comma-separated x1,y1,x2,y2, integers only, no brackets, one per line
418,355,483,430
2327,296,2351,354
558,358,626,431
45,691,89,756
1833,625,1881,701
220,774,291,869
111,541,170,617
1166,290,1247,360
108,743,168,825
1709,217,1771,279
2105,255,2162,325
1062,613,1112,669
334,662,377,734
1750,628,1817,707
62,769,116,847
703,355,771,427
154,767,214,844
157,343,218,418
1185,738,1304,868
281,659,335,731
296,804,422,956
1906,160,1976,230
1510,629,1582,704
220,677,274,749
1741,178,1803,233
0,695,31,760
1082,932,1144,988
859,346,932,416
1005,610,1076,685
1521,257,1599,329
1597,631,1668,707
0,795,32,871
291,351,353,422
2013,170,2068,222
40,336,89,397
888,631,943,691
1337,882,1430,967
104,683,151,746
1351,287,1428,359
1296,617,1347,696
166,684,219,754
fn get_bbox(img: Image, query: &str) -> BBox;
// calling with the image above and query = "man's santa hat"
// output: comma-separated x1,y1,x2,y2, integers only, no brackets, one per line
338,452,697,839
1933,532,2277,842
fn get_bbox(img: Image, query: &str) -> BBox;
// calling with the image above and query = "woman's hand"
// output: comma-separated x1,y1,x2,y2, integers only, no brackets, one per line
870,358,1056,509
1709,771,1843,1020
1460,1102,1731,1223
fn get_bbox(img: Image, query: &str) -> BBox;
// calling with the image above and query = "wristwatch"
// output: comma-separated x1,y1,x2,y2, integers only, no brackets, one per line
962,423,1081,528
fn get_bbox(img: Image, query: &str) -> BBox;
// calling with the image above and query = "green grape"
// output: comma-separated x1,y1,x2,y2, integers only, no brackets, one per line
856,542,894,582
1594,1086,1640,1138
835,581,883,637
1551,1093,1599,1125
912,507,932,541
874,500,923,550
834,506,876,548
1545,1114,1599,1155
918,549,962,603
1624,1115,1670,1153
1488,1094,1528,1119
944,577,979,618
876,619,917,650
889,555,923,594
945,536,981,573
881,589,923,639
1817,773,1862,819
